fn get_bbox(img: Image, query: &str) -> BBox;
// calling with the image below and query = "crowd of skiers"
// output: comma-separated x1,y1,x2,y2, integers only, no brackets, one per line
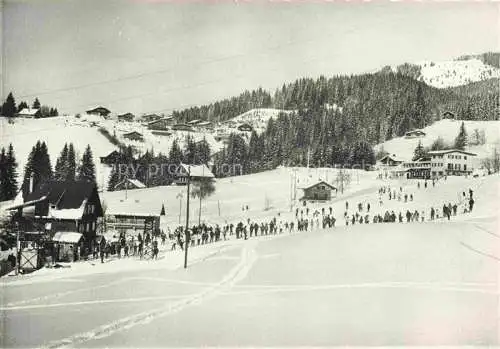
168,208,337,251
94,230,164,263
93,177,478,263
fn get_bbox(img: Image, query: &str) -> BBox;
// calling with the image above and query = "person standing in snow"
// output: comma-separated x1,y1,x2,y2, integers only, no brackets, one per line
152,240,159,260
99,237,106,263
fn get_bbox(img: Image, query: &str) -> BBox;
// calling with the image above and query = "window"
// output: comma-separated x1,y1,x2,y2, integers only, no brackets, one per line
464,156,467,160
464,165,467,171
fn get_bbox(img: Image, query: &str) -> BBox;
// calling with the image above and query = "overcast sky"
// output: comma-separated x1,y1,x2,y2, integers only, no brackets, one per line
2,1,499,115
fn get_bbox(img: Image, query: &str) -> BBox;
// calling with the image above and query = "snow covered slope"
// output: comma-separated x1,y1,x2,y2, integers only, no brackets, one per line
0,116,117,191
102,166,376,227
417,58,500,88
229,108,294,133
375,119,500,162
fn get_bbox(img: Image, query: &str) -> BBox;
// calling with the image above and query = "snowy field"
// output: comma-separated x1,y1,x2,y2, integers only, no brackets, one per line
103,166,380,227
0,116,117,190
417,58,499,88
1,171,499,346
375,119,500,161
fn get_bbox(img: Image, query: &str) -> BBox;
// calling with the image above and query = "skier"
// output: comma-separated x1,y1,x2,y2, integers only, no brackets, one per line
469,197,475,212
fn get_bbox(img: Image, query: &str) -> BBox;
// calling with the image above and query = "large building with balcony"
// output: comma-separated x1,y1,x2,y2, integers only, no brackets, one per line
427,149,476,177
397,149,477,179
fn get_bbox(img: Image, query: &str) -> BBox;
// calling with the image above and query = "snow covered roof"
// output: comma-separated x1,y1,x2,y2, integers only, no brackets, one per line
147,117,173,125
379,154,405,163
47,201,86,220
2,196,48,211
17,108,40,116
127,179,146,188
52,232,82,244
179,163,214,178
405,129,426,136
187,119,202,125
101,188,166,217
196,121,211,126
302,181,337,191
427,149,477,156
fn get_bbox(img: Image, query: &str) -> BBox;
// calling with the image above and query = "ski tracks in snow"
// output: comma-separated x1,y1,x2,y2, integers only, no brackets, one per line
41,241,259,349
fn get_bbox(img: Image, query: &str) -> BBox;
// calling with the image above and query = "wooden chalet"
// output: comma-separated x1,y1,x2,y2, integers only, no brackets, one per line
141,114,162,123
117,113,135,122
86,106,111,117
172,123,194,132
5,180,104,262
237,123,253,132
300,181,337,201
100,150,121,164
404,129,426,139
176,163,215,185
113,178,146,191
123,131,144,142
16,108,41,118
442,111,456,119
147,117,174,130
378,154,404,167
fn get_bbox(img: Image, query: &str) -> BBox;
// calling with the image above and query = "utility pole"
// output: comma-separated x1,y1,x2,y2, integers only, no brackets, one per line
15,220,20,276
307,147,310,170
184,166,191,269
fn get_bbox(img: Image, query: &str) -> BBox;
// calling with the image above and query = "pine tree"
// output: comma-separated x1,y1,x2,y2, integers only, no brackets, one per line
55,143,69,180
4,144,19,200
107,167,120,191
32,98,41,109
195,137,211,165
17,101,28,112
0,147,6,201
183,135,197,164
168,139,183,165
39,141,53,182
454,122,468,150
412,140,426,161
22,141,52,196
160,203,166,216
77,145,96,182
430,136,448,151
66,143,76,181
2,92,17,118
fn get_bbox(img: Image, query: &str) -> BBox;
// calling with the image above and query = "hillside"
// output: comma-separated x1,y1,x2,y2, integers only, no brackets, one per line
388,54,500,89
228,108,294,134
416,58,499,88
0,116,116,191
374,119,500,162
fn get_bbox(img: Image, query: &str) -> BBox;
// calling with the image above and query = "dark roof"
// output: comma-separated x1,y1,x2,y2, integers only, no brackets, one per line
101,150,120,158
303,181,337,191
86,106,111,115
25,180,98,210
117,112,135,118
123,131,143,137
237,123,253,130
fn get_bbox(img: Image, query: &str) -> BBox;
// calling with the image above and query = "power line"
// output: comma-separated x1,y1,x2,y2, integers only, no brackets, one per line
60,51,344,116
13,23,368,100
